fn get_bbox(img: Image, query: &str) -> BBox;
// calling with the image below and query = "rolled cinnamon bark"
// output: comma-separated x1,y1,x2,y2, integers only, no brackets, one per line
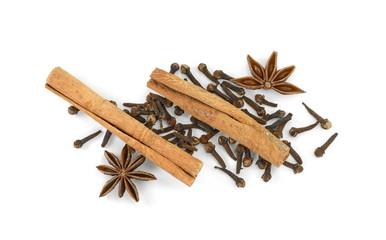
46,67,203,186
148,68,289,167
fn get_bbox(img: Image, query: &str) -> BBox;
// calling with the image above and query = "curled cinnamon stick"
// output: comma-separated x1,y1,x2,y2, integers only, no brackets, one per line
148,68,289,167
46,67,203,186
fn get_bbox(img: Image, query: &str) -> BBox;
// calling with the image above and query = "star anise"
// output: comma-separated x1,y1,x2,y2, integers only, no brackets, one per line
231,52,305,94
96,145,156,202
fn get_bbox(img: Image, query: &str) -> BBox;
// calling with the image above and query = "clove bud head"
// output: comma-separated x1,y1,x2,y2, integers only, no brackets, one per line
314,147,325,157
321,119,332,130
180,64,190,74
198,63,207,72
293,164,304,174
205,142,215,153
243,157,253,167
218,136,228,146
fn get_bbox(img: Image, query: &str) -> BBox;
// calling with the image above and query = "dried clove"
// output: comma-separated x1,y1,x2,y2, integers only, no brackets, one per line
218,136,237,161
242,95,266,116
174,106,184,116
173,132,200,146
266,113,293,131
144,114,157,129
262,110,286,121
255,94,278,107
152,125,175,135
101,130,112,148
282,161,303,174
73,130,102,148
190,117,218,135
207,83,233,103
222,81,245,95
243,148,254,167
130,106,154,116
261,162,272,182
235,144,245,174
289,121,319,137
68,105,79,115
282,140,303,165
198,63,220,85
220,82,244,108
123,102,152,111
256,156,268,169
123,109,146,123
213,70,234,80
302,102,331,130
199,132,218,144
214,166,245,188
241,108,267,125
314,132,338,157
181,64,203,88
170,62,180,74
205,142,227,168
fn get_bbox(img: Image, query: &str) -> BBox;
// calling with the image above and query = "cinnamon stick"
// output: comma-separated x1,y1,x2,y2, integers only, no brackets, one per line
46,67,202,186
148,68,289,167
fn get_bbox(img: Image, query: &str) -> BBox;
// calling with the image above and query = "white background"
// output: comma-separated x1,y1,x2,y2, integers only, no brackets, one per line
1,0,385,239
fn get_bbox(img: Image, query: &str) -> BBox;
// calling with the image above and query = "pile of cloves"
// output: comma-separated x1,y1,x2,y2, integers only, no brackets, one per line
67,61,338,189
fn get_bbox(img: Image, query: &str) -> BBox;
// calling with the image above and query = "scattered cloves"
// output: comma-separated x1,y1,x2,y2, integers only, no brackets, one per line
282,140,303,165
198,63,220,85
144,114,157,129
123,109,146,123
241,108,267,125
256,156,268,169
68,105,79,115
222,81,245,95
214,166,245,187
174,106,184,116
152,125,175,135
73,130,102,148
181,64,203,88
243,148,254,167
266,113,293,131
213,70,234,80
170,62,180,74
314,132,338,157
101,130,112,148
207,83,233,103
242,95,266,116
220,82,244,108
205,142,227,168
289,121,319,137
255,94,278,107
302,102,332,130
261,162,272,182
173,132,200,146
123,102,152,111
218,136,237,161
235,144,245,174
262,110,286,121
130,106,154,116
282,161,304,174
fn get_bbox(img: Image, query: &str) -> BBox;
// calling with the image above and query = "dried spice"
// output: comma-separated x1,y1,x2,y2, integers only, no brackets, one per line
97,145,156,202
231,52,305,94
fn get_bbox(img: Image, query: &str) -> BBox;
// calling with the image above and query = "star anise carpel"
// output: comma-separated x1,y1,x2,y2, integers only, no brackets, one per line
96,144,156,202
231,51,305,95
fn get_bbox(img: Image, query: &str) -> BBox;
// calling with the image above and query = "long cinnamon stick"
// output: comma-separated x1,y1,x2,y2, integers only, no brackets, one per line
148,68,289,167
46,67,203,186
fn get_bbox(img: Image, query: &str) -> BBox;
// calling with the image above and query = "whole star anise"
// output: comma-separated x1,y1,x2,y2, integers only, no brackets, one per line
231,52,305,94
97,145,156,202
